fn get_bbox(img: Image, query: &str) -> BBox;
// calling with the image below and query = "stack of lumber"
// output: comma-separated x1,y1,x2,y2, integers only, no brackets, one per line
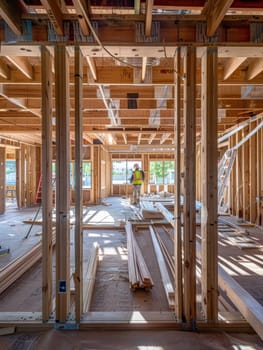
125,222,154,290
149,225,175,309
83,242,99,312
140,200,164,220
0,229,56,295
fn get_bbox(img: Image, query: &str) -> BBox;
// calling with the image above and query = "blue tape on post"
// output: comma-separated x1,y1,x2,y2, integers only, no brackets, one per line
59,280,67,294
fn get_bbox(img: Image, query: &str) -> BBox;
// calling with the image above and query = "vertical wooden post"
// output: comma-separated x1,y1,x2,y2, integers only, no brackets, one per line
143,153,149,194
174,48,183,321
25,145,33,206
195,144,201,202
20,144,26,208
236,130,243,218
200,47,218,322
230,135,236,216
55,45,70,322
242,126,250,221
0,147,6,214
92,145,100,204
41,46,54,321
15,148,22,209
74,46,83,322
183,46,196,324
249,121,257,223
256,122,263,225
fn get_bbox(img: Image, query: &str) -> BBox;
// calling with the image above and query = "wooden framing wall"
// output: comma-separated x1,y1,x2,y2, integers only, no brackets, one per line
55,45,70,322
0,47,262,332
182,46,196,324
173,48,183,321
41,46,53,321
74,46,84,322
228,118,263,224
200,47,218,321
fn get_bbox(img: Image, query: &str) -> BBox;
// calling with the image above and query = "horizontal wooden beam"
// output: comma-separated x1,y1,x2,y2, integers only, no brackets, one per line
0,0,22,36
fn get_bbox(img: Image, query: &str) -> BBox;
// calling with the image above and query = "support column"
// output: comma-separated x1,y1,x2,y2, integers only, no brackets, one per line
41,46,54,321
20,144,26,208
143,153,149,194
230,135,236,216
257,121,263,225
183,46,196,324
15,148,22,209
249,121,257,223
55,45,70,322
0,147,6,214
236,130,243,218
174,48,183,321
74,46,83,322
200,47,218,322
242,126,250,221
92,145,101,204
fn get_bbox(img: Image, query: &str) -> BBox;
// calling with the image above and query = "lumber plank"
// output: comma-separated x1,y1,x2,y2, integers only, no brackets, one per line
74,46,84,322
83,242,99,312
200,46,218,321
55,45,70,322
41,46,53,321
149,225,174,309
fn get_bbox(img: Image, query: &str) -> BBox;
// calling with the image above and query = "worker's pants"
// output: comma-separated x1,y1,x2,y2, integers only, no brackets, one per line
133,184,141,204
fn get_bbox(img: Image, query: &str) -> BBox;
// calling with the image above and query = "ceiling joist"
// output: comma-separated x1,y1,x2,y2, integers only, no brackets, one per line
5,56,33,80
40,0,64,36
204,0,234,37
0,0,22,36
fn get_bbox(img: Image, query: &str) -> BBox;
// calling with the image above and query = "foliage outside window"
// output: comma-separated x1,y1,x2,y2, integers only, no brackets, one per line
6,160,16,186
112,160,142,184
52,161,92,189
149,161,174,184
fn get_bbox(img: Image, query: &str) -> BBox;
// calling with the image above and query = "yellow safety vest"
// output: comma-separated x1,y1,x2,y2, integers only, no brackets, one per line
132,169,143,185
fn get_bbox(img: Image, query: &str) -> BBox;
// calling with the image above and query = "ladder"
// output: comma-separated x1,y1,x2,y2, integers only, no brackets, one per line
217,119,263,213
218,148,237,213
34,174,56,205
35,174,42,204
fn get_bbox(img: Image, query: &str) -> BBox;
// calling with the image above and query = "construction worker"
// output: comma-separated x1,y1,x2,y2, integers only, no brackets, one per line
130,163,144,205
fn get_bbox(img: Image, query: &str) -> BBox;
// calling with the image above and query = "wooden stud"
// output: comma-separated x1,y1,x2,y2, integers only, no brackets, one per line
145,0,153,37
183,46,196,324
0,147,5,214
200,47,218,322
235,130,243,218
242,126,250,221
0,0,22,36
230,135,236,216
174,48,183,322
249,121,257,223
20,144,26,208
41,46,53,322
74,46,84,322
15,148,21,209
92,145,100,204
55,45,70,322
257,121,263,225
